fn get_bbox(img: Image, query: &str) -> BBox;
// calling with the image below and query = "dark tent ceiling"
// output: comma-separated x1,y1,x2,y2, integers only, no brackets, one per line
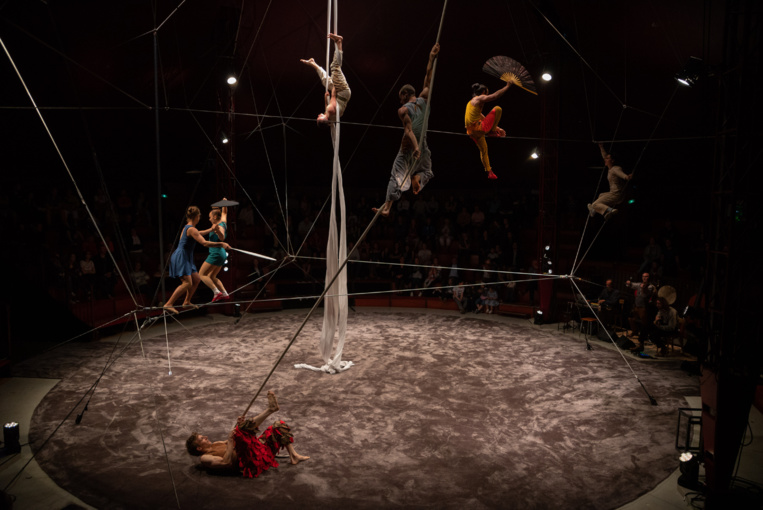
1,0,725,221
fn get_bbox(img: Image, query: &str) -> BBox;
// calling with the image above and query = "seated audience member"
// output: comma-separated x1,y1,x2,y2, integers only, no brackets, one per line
632,297,677,356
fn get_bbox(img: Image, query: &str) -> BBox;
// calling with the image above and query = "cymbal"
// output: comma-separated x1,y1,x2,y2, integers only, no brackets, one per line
211,199,239,207
658,285,677,305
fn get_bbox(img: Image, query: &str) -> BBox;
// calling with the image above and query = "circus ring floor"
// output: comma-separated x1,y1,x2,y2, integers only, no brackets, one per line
0,308,719,509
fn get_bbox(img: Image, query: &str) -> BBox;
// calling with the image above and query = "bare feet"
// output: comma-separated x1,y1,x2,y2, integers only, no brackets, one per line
290,453,310,465
299,57,316,67
412,174,421,194
163,306,178,315
372,202,391,217
327,33,343,50
488,127,506,138
267,390,279,413
487,170,498,180
287,444,310,465
183,303,199,310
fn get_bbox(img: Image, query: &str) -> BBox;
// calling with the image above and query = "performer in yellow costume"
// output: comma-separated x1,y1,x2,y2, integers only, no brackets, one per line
464,81,511,179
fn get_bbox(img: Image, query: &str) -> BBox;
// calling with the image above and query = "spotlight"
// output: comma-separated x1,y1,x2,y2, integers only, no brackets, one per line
223,266,229,272
221,133,229,144
226,75,237,86
678,452,701,491
534,309,544,325
675,56,704,87
541,72,552,82
545,245,550,251
3,422,20,454
530,148,540,159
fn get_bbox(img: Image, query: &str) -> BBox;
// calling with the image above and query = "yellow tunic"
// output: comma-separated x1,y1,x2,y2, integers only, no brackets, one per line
464,100,484,130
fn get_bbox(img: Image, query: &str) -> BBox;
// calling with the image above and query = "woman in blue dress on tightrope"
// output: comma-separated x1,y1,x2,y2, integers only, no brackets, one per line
164,206,230,314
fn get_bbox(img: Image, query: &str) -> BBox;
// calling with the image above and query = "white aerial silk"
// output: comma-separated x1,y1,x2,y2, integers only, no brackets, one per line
294,111,353,374
295,3,353,374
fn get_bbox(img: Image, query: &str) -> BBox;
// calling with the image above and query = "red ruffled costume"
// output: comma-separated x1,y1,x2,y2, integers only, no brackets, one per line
232,419,293,478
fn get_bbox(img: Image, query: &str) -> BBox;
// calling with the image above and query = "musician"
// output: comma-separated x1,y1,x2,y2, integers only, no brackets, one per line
625,272,656,339
632,297,677,355
597,279,620,329
597,279,620,307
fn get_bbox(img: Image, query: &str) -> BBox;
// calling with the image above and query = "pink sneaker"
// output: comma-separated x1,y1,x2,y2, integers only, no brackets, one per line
212,293,225,302
487,170,498,180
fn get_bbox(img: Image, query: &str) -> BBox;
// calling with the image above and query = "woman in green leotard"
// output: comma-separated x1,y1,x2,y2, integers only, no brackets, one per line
200,202,230,302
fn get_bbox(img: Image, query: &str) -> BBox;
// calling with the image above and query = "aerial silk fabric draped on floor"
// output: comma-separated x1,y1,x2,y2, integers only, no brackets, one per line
295,122,353,374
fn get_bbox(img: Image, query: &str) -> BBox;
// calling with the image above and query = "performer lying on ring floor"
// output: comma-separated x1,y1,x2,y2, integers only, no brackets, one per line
186,390,309,478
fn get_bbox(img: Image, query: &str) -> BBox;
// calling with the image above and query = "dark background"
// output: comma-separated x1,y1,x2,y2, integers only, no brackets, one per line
1,0,721,215
0,0,731,335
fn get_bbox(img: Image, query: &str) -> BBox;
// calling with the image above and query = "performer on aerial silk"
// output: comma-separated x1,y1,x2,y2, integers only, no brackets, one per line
301,33,351,126
296,27,354,374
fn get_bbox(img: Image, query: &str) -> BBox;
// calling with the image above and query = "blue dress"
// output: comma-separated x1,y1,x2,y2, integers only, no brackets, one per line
205,221,228,266
169,225,198,278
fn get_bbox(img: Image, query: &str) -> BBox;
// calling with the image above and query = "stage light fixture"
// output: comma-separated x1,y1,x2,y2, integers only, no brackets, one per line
226,75,237,85
534,309,544,325
675,56,704,87
541,72,552,81
3,422,20,454
223,266,229,272
531,149,540,159
221,133,229,144
545,245,550,251
678,452,701,490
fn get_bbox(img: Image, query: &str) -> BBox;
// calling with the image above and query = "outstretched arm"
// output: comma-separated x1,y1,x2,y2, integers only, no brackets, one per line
472,82,511,107
189,227,230,249
419,43,440,100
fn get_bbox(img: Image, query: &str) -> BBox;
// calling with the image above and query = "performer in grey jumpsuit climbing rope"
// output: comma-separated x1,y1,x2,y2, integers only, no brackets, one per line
373,42,440,217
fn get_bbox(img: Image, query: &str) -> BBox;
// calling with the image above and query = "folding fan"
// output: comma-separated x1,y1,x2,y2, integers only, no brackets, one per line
482,56,538,96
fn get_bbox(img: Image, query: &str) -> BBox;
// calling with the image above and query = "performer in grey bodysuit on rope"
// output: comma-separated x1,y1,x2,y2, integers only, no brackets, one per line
301,33,351,126
587,142,632,220
373,43,440,216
